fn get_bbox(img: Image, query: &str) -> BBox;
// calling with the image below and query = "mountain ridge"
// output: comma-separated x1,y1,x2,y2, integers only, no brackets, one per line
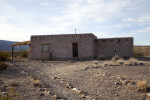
0,40,29,51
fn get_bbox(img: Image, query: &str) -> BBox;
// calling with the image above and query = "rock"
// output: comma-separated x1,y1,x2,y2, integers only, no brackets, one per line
52,95,63,99
81,94,86,98
65,83,71,88
56,77,61,79
128,82,136,86
51,76,60,80
122,80,129,85
77,90,84,94
39,88,45,91
21,71,25,74
91,66,100,68
72,88,77,91
102,73,106,76
2,92,6,95
115,94,119,96
148,93,150,97
82,67,89,71
51,76,57,80
40,93,45,96
120,78,126,81
2,86,7,92
46,91,51,95
52,95,57,99
116,76,120,79
72,88,78,91
115,82,122,85
85,96,94,100
51,64,55,66
60,80,65,84
140,63,144,65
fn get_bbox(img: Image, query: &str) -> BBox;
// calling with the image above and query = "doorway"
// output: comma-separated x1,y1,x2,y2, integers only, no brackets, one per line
72,43,78,57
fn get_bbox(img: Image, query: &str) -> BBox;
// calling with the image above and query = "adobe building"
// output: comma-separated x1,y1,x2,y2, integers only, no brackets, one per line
30,33,133,60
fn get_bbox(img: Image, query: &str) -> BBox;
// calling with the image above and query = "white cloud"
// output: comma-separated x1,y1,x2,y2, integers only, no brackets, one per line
132,27,150,33
123,16,150,24
0,0,150,45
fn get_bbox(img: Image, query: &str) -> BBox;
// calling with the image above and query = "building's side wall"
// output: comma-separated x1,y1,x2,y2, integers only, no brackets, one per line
30,34,97,60
97,38,133,58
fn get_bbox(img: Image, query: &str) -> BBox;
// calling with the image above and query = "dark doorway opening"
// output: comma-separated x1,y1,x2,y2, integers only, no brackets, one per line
72,43,78,57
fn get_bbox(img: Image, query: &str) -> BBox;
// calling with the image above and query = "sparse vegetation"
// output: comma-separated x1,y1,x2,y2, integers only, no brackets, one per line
19,50,28,58
0,62,8,70
0,51,10,61
137,81,147,91
0,87,22,100
33,79,41,87
111,55,120,62
134,46,150,57
102,57,144,67
10,82,19,87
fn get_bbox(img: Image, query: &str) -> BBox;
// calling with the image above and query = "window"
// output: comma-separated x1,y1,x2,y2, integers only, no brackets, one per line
42,45,49,52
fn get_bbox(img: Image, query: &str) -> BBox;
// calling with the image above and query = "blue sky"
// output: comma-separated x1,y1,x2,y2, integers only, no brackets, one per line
0,0,150,45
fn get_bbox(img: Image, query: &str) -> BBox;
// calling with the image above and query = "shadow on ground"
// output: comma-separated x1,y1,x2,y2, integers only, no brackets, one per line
138,57,150,61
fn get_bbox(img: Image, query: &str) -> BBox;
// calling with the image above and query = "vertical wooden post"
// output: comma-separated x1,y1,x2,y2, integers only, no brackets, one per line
12,46,14,59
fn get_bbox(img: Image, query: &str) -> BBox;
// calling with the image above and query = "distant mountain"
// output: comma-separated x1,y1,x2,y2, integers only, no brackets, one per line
0,40,29,51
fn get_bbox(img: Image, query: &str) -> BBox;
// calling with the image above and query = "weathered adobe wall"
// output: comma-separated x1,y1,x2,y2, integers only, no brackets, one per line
30,34,97,60
97,37,133,58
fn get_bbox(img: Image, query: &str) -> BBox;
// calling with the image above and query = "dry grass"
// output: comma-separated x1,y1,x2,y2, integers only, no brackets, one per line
134,46,150,57
101,57,144,67
33,79,41,87
0,62,8,70
124,57,144,66
10,82,19,87
0,87,21,100
111,55,120,62
137,81,147,91
116,58,125,65
0,51,10,61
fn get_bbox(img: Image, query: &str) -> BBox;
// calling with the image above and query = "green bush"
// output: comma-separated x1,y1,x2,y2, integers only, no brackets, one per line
0,62,8,70
20,50,28,58
0,51,10,61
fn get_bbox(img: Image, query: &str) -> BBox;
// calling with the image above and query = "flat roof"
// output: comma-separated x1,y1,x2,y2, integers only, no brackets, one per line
98,37,133,40
31,33,96,37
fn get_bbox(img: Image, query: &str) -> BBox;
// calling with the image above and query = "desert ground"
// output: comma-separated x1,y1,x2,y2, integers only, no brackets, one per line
0,57,150,100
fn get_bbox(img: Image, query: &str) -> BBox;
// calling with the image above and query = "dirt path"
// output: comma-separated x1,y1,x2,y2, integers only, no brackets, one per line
1,59,150,100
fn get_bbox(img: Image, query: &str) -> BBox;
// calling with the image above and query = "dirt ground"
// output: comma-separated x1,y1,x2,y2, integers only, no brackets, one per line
0,58,150,100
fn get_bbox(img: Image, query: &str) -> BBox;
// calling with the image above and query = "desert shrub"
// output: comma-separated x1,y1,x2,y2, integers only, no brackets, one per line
0,51,10,61
101,57,144,67
137,81,147,91
125,57,141,66
0,87,21,99
33,79,41,87
20,50,28,58
111,55,120,62
10,82,19,87
0,62,8,70
116,58,125,65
